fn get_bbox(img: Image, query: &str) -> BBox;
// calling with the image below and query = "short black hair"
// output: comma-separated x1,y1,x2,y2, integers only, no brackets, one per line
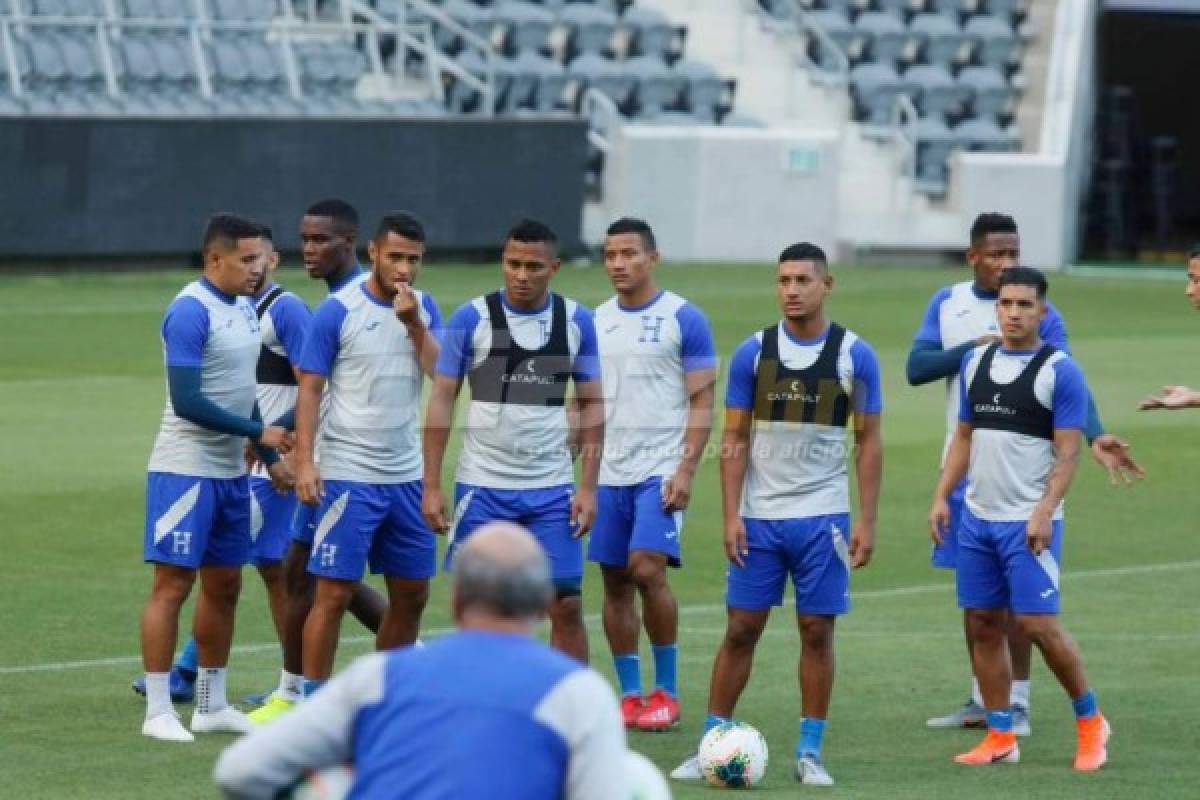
259,224,274,243
970,212,1018,245
375,211,426,244
606,217,657,252
998,266,1048,298
778,241,828,266
305,198,359,234
506,218,558,249
1187,245,1200,262
202,213,263,254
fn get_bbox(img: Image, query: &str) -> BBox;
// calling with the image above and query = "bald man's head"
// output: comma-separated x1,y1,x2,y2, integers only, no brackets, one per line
453,522,553,622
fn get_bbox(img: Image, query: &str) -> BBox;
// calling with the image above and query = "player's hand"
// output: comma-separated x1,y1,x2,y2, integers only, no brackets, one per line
393,278,420,326
243,441,262,472
723,517,749,568
848,520,875,569
258,426,294,454
928,497,951,546
1138,385,1196,411
267,459,295,493
570,487,596,539
294,460,323,506
1090,434,1145,486
422,486,449,535
661,470,693,512
1026,509,1053,555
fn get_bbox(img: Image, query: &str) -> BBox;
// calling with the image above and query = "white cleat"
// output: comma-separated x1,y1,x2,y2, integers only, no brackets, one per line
142,711,195,743
926,699,987,729
191,706,253,734
795,755,835,787
1011,705,1032,737
669,753,704,783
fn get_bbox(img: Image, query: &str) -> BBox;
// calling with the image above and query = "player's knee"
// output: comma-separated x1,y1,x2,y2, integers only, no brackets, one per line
551,585,583,622
386,579,430,611
628,554,668,591
257,562,284,588
314,579,355,612
798,616,835,651
965,609,1006,641
151,566,195,605
201,569,242,605
1013,614,1058,645
724,615,766,651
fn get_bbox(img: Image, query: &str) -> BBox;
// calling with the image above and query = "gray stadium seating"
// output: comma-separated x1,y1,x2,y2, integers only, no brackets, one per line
959,64,1014,119
915,114,956,190
856,11,908,67
955,115,1020,151
625,54,679,117
567,52,634,110
560,2,617,58
964,14,1018,70
910,13,968,68
622,6,673,62
674,58,723,122
509,49,565,111
850,62,905,127
903,63,965,118
442,0,497,51
926,0,965,19
496,1,554,55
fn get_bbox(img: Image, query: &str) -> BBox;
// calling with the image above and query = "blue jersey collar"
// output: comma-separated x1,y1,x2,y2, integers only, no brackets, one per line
616,289,664,313
200,276,237,305
971,282,998,300
780,320,830,347
501,290,553,316
327,263,365,293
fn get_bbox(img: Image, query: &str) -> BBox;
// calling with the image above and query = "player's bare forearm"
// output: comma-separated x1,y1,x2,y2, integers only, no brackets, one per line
294,373,325,466
565,396,582,460
853,413,883,525
1036,429,1082,515
678,370,716,478
719,409,752,524
405,319,440,378
575,380,605,492
934,422,973,500
421,376,459,489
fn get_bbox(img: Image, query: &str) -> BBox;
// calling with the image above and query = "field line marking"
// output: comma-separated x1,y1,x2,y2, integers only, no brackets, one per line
3,558,1198,675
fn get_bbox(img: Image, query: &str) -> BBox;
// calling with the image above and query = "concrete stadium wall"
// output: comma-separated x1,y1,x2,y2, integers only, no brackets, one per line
0,117,587,260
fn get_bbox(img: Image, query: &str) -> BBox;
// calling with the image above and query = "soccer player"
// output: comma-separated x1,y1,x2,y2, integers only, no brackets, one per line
213,522,628,800
928,267,1109,771
909,213,1142,735
588,218,716,730
132,228,308,703
423,218,604,663
139,214,292,742
672,243,883,787
292,212,441,694
251,199,390,722
1139,247,1200,411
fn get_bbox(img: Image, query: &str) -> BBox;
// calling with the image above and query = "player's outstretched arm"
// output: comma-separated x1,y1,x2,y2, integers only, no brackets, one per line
930,422,972,545
1139,385,1200,411
906,338,998,386
719,408,752,568
421,374,461,533
293,371,326,506
850,412,882,569
571,378,605,537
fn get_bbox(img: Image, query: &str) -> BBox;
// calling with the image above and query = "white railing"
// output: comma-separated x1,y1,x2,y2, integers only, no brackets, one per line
748,0,849,86
581,86,619,155
891,92,918,181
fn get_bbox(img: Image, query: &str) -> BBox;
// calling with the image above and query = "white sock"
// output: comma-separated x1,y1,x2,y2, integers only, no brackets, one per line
195,667,228,715
1011,680,1031,709
144,672,173,719
279,670,303,702
971,677,985,708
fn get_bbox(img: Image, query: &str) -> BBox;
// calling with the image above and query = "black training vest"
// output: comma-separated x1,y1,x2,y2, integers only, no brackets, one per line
752,322,850,427
255,286,297,386
966,343,1055,440
467,292,572,407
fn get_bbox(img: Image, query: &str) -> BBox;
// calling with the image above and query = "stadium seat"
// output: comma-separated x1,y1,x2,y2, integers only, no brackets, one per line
926,0,965,19
566,52,634,112
856,11,909,68
625,54,680,117
508,49,565,111
902,63,966,118
674,59,724,122
964,14,1018,70
806,10,857,67
958,64,1014,119
954,115,1020,151
910,13,968,68
560,2,617,58
495,1,554,55
915,114,956,191
622,6,674,62
210,0,278,21
850,62,905,127
985,0,1024,22
875,0,910,18
441,0,497,52
446,48,513,113
29,0,70,15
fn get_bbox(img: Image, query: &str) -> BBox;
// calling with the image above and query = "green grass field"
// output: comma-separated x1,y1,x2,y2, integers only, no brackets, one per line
1,263,1197,799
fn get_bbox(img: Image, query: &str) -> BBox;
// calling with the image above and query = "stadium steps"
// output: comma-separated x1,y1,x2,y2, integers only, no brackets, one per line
1014,0,1056,151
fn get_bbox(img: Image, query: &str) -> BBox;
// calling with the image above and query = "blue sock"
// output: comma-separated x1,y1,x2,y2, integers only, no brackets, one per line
175,638,198,675
613,653,642,698
704,714,729,735
986,710,1014,733
1071,690,1098,720
797,718,826,759
303,679,325,697
652,644,678,697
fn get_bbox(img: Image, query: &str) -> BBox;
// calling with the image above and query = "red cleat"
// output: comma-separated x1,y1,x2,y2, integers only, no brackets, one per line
1074,715,1111,772
635,689,680,732
954,730,1019,765
620,695,644,729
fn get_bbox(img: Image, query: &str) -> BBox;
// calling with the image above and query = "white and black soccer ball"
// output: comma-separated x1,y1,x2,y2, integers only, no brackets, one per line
697,721,769,789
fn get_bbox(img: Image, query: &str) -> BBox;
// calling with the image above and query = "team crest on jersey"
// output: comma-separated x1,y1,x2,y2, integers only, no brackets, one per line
639,315,665,343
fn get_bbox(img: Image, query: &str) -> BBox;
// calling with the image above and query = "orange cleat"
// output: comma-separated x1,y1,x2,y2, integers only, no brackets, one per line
620,695,644,729
635,688,681,732
954,730,1019,765
1074,715,1111,772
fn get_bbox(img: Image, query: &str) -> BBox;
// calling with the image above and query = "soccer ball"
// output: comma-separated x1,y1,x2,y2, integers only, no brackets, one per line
697,721,769,789
288,765,354,799
626,749,670,800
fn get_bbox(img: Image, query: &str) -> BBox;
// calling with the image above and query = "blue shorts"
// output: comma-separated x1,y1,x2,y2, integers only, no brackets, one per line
291,502,319,547
931,478,967,570
588,477,683,568
143,472,251,569
726,514,852,615
956,507,1063,615
447,483,582,588
250,477,299,567
306,480,436,581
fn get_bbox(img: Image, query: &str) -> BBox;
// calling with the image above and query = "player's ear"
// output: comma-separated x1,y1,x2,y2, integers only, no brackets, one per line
367,238,378,263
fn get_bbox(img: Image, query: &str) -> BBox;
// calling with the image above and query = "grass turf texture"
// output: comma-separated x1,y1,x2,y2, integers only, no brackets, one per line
0,263,1197,799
